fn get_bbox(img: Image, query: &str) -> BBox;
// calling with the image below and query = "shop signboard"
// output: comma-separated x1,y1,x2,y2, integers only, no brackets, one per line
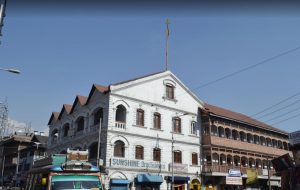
289,130,300,145
228,169,242,177
262,169,268,176
111,157,167,171
226,176,243,185
169,163,188,172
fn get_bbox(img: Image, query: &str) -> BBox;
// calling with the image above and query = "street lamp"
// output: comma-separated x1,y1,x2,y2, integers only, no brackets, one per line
0,68,21,74
171,112,188,190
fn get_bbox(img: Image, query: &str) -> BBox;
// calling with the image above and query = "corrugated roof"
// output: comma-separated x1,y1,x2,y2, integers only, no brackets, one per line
204,103,288,135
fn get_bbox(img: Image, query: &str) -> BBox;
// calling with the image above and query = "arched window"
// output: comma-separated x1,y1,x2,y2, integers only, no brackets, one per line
174,150,182,163
173,117,181,133
136,109,144,126
232,130,239,140
212,153,219,165
52,129,59,144
218,127,224,137
220,154,226,165
266,138,272,147
247,133,253,143
240,131,246,142
260,136,266,146
234,156,240,166
114,140,125,157
115,105,126,123
153,112,161,129
63,124,70,137
272,139,278,148
153,148,161,161
76,116,85,132
254,135,260,144
89,142,99,161
135,145,144,160
227,155,232,166
192,153,198,165
166,84,175,99
225,128,231,139
211,125,218,136
241,157,248,167
94,108,103,126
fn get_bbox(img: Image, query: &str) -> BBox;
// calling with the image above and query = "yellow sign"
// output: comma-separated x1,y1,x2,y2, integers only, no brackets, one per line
246,169,258,184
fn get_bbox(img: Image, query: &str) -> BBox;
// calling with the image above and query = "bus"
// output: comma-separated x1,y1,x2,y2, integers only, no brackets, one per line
25,149,103,190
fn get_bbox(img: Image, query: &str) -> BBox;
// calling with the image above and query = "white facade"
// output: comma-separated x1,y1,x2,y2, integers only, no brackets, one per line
48,71,204,190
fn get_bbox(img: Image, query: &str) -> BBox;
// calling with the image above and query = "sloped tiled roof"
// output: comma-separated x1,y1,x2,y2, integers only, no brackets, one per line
70,95,88,114
47,112,60,125
58,104,72,120
204,103,288,135
86,84,109,104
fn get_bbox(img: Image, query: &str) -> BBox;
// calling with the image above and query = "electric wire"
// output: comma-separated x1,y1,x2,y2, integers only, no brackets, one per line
264,105,300,123
271,112,300,126
256,99,300,120
190,46,300,90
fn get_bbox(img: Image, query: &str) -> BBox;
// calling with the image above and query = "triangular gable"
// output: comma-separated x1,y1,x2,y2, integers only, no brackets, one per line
110,70,204,107
48,112,60,125
58,104,72,120
70,95,88,114
86,84,109,104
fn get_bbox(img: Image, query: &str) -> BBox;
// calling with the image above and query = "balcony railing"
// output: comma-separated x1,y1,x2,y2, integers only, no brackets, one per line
202,165,276,176
115,121,126,129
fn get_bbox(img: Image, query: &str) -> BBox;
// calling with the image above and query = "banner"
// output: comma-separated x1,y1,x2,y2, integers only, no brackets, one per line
246,169,257,185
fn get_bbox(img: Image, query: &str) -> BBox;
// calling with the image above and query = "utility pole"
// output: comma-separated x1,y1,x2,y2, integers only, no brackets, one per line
267,157,271,190
0,0,7,40
171,129,174,190
96,118,102,167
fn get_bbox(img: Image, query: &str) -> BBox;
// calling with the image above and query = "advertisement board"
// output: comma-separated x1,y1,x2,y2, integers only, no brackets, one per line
226,176,243,185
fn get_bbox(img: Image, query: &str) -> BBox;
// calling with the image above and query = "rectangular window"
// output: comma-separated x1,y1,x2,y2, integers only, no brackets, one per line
135,146,144,160
166,84,174,99
173,117,181,133
192,153,198,165
191,121,197,135
153,113,161,129
174,151,182,163
136,109,144,126
153,148,161,161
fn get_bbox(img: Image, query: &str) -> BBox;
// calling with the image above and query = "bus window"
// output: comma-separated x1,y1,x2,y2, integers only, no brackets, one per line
51,175,101,190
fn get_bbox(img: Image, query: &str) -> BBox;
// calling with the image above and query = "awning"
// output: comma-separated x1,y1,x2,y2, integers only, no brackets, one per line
111,179,130,184
165,176,190,183
136,174,163,184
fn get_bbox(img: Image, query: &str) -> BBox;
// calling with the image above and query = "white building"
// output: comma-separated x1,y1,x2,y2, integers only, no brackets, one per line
47,71,204,190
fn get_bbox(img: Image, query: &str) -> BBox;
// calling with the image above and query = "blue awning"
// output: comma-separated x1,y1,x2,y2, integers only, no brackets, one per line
111,179,130,184
165,176,190,183
136,174,163,184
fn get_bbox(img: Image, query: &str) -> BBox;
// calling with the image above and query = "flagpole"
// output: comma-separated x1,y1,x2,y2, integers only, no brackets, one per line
165,18,170,71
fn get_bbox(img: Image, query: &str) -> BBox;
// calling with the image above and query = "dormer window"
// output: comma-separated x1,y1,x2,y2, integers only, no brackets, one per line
166,84,175,99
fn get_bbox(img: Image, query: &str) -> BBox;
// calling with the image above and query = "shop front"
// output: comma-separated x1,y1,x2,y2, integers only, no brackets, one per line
110,179,130,190
135,174,163,190
165,176,190,190
190,179,201,190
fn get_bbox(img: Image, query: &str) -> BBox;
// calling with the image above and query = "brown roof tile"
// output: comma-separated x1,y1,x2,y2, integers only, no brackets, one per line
70,95,88,114
204,103,288,135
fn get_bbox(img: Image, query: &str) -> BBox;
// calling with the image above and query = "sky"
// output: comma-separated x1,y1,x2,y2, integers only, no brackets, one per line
1,1,300,134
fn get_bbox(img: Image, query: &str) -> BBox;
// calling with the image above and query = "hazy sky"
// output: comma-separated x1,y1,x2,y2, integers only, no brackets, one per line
1,1,300,133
